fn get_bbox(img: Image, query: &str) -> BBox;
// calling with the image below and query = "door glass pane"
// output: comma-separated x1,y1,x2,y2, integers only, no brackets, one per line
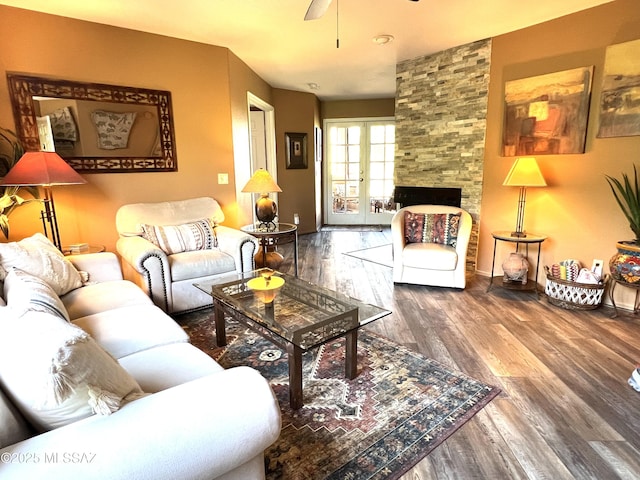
347,163,360,179
369,162,384,179
348,145,360,162
370,125,385,143
370,144,385,162
330,125,361,215
368,123,396,214
347,126,360,143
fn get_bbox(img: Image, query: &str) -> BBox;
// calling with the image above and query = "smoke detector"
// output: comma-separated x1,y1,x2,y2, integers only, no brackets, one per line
372,34,394,46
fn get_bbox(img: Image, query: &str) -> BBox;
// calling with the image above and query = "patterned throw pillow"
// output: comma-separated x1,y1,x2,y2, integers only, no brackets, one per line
141,218,218,255
404,211,461,247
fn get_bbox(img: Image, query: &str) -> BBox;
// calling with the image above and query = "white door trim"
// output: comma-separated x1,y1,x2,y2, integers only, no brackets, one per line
240,92,277,225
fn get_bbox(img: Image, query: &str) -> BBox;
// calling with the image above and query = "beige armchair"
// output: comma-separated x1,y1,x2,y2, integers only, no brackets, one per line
116,197,257,314
391,204,472,289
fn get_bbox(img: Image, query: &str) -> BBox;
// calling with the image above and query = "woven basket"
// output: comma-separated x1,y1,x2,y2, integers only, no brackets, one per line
544,266,608,310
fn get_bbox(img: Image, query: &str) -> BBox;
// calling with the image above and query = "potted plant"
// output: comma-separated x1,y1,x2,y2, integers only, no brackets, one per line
606,165,640,283
0,127,39,240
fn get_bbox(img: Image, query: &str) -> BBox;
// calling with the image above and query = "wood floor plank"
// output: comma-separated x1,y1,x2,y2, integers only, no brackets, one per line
589,440,640,480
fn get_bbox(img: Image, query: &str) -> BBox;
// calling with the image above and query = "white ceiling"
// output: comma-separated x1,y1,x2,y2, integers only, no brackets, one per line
1,0,614,100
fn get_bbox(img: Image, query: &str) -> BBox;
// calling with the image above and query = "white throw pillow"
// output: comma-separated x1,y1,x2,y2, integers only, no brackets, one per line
0,311,146,432
141,218,218,254
3,268,70,321
0,233,82,295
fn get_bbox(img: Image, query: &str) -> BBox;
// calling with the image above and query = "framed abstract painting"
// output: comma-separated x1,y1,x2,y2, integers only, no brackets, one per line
502,66,593,156
597,38,640,138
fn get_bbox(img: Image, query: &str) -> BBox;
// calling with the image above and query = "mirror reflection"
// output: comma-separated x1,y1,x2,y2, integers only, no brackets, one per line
34,98,162,158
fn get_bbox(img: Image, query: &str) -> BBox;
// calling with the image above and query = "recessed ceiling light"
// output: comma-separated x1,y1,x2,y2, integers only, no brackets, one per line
372,34,394,46
308,82,319,90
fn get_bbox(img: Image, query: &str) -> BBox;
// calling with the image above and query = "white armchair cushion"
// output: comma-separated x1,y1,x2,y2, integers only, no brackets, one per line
0,233,82,295
142,218,218,254
169,249,236,281
0,311,146,432
403,243,458,271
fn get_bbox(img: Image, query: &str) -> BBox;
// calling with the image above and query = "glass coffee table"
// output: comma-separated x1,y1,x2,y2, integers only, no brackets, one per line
195,269,391,409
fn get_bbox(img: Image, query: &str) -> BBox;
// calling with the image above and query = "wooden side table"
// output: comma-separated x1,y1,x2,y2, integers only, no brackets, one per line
62,244,106,256
241,223,298,276
488,231,547,294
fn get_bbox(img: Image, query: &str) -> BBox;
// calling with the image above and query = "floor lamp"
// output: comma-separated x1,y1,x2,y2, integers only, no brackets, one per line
503,157,546,238
0,151,86,250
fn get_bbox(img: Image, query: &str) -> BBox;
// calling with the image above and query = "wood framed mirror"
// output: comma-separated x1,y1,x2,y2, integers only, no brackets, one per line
7,74,177,173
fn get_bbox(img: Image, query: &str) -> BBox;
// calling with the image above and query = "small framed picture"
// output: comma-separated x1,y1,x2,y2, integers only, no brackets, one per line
285,132,307,169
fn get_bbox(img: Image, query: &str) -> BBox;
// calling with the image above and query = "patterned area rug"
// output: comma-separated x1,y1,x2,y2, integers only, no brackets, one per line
344,244,394,268
177,310,500,480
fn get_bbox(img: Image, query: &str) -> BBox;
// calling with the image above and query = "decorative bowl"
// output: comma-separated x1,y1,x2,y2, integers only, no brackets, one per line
247,274,285,304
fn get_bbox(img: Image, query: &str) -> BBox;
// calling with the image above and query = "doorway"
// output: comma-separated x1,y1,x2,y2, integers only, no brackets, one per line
243,93,277,225
324,118,396,225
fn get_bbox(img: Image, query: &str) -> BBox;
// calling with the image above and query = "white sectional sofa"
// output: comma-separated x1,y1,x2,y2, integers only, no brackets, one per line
0,234,281,480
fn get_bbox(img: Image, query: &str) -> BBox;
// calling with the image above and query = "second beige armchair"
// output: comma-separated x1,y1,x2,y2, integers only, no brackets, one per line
391,204,472,289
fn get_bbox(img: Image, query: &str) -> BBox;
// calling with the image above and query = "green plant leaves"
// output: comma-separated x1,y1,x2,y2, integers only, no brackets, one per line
606,164,640,243
0,126,40,239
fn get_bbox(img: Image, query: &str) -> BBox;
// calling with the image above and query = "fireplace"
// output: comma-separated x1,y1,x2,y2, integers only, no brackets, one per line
393,186,462,208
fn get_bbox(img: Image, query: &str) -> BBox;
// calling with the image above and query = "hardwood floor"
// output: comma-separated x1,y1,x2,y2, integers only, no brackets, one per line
274,227,640,480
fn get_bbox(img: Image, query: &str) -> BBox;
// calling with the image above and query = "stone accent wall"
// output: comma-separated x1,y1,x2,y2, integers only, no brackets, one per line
395,38,491,269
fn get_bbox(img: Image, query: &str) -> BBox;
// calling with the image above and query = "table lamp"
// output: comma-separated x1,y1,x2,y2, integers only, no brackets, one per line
241,169,282,229
503,157,546,238
0,151,86,250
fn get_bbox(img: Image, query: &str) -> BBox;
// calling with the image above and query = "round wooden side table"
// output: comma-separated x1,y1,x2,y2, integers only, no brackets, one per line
241,223,298,276
62,244,106,256
488,230,547,294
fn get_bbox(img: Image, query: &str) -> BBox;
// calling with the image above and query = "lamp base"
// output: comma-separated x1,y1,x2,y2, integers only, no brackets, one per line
256,195,277,223
510,231,527,238
255,246,285,271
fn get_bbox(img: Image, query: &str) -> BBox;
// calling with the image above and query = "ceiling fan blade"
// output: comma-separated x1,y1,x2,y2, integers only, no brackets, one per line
304,0,333,21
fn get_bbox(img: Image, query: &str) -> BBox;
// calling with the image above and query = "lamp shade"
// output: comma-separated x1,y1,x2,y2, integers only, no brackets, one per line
503,157,546,187
0,152,86,186
241,169,282,194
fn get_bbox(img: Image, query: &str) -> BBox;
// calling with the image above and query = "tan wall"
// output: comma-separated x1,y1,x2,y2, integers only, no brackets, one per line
321,98,395,119
227,51,274,227
480,0,640,306
273,89,320,234
0,5,271,252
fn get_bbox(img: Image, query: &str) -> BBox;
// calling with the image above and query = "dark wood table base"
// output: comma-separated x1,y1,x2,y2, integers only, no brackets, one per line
213,300,360,410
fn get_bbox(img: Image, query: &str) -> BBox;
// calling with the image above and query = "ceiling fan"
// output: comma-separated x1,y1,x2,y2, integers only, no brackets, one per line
304,0,419,21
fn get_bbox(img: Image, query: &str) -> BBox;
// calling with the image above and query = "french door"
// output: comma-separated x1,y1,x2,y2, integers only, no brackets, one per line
324,118,396,225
